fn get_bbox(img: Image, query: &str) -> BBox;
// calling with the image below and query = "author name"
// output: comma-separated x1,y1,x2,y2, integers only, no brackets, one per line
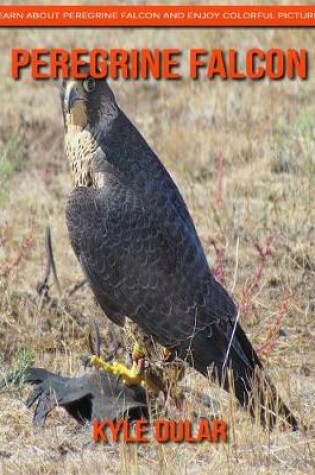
92,418,228,444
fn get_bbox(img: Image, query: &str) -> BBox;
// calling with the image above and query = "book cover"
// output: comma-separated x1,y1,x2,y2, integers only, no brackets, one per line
0,2,313,473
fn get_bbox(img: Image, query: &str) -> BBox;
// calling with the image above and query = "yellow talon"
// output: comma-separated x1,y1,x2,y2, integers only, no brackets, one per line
89,341,172,395
89,355,144,386
89,355,113,372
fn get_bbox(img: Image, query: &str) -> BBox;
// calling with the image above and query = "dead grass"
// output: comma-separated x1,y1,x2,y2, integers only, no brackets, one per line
0,3,315,474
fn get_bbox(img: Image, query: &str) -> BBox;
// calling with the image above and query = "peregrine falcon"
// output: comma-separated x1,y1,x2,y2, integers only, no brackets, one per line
61,68,298,430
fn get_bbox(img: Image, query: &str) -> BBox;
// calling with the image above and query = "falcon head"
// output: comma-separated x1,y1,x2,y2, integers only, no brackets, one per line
61,65,119,186
61,65,118,133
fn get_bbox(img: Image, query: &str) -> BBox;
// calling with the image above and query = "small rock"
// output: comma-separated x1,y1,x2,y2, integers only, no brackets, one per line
300,365,311,376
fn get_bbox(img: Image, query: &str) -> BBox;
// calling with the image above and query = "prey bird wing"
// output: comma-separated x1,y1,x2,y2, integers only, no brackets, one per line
24,367,147,425
62,71,298,429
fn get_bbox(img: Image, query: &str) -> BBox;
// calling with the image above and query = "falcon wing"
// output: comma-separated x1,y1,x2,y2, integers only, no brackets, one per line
66,171,250,373
101,111,207,258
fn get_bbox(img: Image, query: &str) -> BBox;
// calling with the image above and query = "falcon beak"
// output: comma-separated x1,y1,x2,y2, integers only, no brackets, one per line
64,84,89,129
65,86,78,114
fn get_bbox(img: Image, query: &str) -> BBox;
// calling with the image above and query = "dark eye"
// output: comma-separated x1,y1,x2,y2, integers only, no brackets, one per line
83,77,96,93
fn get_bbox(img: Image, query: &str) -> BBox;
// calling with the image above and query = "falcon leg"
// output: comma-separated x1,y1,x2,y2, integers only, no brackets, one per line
89,320,184,401
89,342,162,393
89,354,143,386
162,348,186,410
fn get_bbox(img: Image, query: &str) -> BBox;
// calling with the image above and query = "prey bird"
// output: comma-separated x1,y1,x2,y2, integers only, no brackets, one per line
0,367,148,425
61,68,298,430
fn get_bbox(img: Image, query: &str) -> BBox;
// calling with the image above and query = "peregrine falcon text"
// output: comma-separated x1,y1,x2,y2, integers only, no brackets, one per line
11,48,308,80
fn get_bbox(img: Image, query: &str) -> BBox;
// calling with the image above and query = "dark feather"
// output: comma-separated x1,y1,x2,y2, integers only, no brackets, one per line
64,78,298,430
25,367,147,425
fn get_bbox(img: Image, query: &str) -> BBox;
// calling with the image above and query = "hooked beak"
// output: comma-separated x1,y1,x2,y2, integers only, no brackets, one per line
64,86,78,114
63,82,90,129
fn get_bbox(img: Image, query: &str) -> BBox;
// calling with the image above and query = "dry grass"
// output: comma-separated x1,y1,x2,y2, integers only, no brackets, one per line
0,4,315,474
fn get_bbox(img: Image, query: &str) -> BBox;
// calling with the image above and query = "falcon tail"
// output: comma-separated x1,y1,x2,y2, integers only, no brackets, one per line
191,324,299,431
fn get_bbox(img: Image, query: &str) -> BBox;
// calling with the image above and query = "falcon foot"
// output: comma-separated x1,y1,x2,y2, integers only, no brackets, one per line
89,342,163,394
89,355,144,387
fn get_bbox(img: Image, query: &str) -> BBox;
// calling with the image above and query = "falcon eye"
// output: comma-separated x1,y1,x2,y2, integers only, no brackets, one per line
83,77,96,93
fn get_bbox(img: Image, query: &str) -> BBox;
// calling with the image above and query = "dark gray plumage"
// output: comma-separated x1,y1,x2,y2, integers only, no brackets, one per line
61,70,298,429
23,367,147,425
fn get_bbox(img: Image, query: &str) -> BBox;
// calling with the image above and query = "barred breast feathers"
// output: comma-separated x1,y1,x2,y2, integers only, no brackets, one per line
64,98,119,188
